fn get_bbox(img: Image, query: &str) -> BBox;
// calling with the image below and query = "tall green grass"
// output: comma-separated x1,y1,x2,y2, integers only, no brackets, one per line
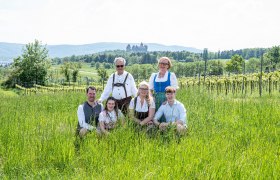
0,88,279,179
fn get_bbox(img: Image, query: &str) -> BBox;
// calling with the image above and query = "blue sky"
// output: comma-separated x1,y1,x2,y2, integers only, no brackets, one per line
0,0,280,51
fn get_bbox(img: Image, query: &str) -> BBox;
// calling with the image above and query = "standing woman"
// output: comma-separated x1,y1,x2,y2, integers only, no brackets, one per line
149,57,178,122
129,81,155,127
98,97,123,135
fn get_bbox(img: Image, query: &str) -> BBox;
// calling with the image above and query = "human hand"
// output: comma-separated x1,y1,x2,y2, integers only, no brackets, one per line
159,122,168,131
88,125,95,132
154,120,160,126
140,121,145,126
159,122,168,127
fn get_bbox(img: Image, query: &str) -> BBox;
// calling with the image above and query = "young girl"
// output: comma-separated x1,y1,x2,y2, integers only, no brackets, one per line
99,97,123,134
129,81,155,127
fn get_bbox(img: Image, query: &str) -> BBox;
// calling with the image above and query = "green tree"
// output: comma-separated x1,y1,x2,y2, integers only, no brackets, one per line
266,46,280,71
208,60,224,76
246,58,260,73
97,68,109,89
95,62,100,69
203,48,208,81
173,62,185,77
127,64,141,82
61,62,71,84
225,54,244,74
71,62,81,82
3,40,50,87
103,63,112,69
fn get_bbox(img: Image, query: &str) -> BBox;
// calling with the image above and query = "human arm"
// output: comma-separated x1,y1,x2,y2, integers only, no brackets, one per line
149,73,155,92
175,103,187,127
171,72,179,89
129,74,138,97
153,105,164,126
140,107,155,126
140,100,156,126
99,121,109,134
99,74,114,102
77,105,94,131
99,112,109,134
128,98,141,124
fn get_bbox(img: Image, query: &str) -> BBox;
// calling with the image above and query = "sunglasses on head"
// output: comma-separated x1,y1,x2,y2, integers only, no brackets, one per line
116,65,124,68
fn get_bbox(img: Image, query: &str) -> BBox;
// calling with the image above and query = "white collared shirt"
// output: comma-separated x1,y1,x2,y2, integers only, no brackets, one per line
149,71,179,90
99,71,138,102
99,110,123,124
154,100,187,127
77,102,104,130
129,96,155,112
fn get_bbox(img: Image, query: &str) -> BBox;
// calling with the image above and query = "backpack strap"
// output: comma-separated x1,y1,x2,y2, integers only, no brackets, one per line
134,96,138,110
112,74,115,91
123,73,129,98
112,73,129,98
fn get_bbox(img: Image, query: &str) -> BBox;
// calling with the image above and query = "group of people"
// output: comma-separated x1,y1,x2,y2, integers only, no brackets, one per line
76,57,187,137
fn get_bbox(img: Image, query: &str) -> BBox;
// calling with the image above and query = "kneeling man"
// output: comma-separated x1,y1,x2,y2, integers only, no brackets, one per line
153,86,187,134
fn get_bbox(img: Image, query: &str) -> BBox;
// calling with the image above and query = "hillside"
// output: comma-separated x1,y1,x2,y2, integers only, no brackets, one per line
0,42,202,61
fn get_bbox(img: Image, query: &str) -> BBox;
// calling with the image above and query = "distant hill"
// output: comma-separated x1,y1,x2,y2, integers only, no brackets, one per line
0,42,202,62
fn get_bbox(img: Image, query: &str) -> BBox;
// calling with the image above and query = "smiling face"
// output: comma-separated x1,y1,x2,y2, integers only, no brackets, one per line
87,88,96,102
165,86,176,103
115,60,125,75
106,99,116,112
166,91,175,103
139,84,149,97
158,58,170,73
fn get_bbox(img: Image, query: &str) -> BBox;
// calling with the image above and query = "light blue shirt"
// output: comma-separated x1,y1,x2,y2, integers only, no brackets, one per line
154,100,187,127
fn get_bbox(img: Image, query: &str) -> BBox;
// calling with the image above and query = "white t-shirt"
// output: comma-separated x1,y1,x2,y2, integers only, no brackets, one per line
99,110,123,124
129,96,155,112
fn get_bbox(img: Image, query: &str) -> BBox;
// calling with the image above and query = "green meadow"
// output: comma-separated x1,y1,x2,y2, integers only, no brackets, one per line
0,88,279,179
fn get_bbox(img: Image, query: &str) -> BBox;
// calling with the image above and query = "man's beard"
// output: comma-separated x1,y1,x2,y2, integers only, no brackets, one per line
88,97,95,102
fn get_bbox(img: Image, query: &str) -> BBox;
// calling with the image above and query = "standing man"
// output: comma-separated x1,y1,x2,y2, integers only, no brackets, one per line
77,86,103,137
99,57,137,115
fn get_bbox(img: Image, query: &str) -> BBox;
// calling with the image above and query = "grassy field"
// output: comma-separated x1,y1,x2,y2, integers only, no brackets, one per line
0,88,279,179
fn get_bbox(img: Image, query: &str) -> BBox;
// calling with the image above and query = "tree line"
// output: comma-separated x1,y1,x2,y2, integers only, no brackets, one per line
52,48,271,66
1,39,279,88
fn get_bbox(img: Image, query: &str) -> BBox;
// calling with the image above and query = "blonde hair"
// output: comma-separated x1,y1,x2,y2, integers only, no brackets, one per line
137,81,153,106
158,57,172,69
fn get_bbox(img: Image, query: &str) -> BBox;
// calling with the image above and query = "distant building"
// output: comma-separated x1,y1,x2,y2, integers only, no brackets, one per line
126,43,148,53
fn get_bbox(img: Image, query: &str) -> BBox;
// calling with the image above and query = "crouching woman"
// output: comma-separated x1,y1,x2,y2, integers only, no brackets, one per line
129,81,155,128
98,97,123,135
